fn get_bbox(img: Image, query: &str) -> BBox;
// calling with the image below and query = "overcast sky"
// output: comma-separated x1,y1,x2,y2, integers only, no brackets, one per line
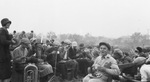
0,0,150,38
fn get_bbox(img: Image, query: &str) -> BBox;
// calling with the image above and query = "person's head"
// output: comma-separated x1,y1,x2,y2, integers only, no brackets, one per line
79,43,84,50
63,39,71,47
112,49,123,60
92,49,100,58
46,40,50,45
21,31,26,34
135,47,143,53
1,18,11,29
31,30,34,33
71,41,78,49
50,39,55,43
13,30,16,34
61,41,65,45
20,38,31,49
99,42,111,56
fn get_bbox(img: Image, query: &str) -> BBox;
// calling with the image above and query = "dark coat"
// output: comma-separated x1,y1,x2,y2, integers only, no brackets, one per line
68,47,78,59
0,27,12,79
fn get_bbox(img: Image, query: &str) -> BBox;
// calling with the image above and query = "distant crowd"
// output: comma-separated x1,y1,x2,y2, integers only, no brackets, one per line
0,18,150,82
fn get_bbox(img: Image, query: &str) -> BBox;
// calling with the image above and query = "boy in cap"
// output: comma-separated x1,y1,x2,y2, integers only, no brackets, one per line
83,42,120,82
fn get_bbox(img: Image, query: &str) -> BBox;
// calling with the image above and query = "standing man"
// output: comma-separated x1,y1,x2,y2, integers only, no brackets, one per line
0,18,15,82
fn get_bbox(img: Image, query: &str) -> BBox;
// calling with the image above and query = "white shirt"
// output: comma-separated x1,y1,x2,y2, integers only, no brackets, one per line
140,64,150,82
93,54,120,77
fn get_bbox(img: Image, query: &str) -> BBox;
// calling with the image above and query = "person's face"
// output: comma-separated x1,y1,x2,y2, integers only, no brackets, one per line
99,45,109,56
5,23,11,29
112,53,122,60
72,46,77,49
46,41,50,45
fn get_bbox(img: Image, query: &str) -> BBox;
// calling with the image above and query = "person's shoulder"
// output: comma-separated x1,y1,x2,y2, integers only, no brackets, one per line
108,54,117,63
140,64,147,70
0,27,4,32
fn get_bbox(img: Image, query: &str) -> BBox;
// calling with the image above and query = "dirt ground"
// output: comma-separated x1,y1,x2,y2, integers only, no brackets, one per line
51,76,83,82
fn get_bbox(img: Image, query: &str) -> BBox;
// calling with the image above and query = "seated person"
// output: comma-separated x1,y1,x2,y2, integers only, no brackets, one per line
83,42,120,82
11,38,31,82
140,56,150,82
56,40,78,80
133,47,147,67
29,38,53,82
112,49,135,81
12,38,53,82
76,43,93,76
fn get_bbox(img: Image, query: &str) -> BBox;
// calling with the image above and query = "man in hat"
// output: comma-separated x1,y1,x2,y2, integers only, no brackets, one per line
83,42,120,82
30,38,53,82
0,18,16,82
12,38,31,63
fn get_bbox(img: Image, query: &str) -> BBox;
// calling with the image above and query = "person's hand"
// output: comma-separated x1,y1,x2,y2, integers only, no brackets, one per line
93,64,99,69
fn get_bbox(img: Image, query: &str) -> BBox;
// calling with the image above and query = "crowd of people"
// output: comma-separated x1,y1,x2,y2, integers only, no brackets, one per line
0,18,150,82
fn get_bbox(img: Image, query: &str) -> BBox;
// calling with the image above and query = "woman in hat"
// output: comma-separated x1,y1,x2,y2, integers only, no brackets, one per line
0,18,16,82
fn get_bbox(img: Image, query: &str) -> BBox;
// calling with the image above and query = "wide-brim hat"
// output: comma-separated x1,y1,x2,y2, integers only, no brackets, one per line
1,18,11,26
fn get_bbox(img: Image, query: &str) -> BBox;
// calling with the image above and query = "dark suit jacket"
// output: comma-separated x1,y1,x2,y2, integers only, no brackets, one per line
68,47,78,59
